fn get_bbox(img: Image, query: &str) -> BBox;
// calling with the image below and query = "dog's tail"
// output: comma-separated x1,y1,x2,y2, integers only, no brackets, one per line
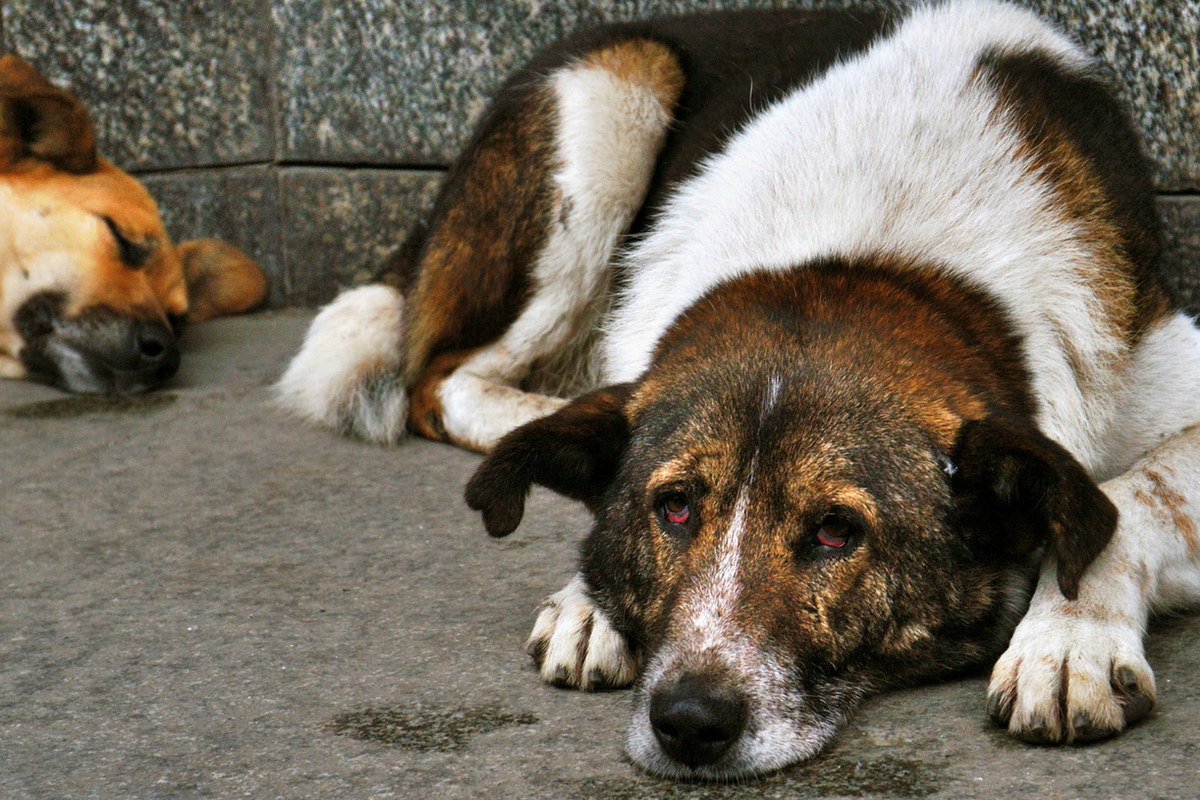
275,284,408,444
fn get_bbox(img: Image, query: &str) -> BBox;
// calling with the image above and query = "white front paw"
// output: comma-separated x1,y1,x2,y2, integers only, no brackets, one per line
987,603,1155,743
525,574,638,691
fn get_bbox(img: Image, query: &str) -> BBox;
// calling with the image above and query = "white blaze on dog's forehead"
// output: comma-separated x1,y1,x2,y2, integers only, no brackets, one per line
760,373,783,424
681,461,757,651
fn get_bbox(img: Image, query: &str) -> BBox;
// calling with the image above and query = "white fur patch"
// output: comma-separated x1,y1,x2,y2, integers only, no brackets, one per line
628,635,834,780
526,572,638,690
276,284,408,444
436,54,674,451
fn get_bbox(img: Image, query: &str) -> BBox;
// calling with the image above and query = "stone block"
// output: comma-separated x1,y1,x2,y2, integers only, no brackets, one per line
274,0,630,166
140,166,444,309
4,0,275,171
140,167,286,306
1159,196,1200,314
278,168,442,305
274,0,1199,189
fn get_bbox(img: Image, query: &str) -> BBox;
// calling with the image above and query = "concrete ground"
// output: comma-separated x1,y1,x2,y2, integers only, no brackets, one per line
1,311,1198,800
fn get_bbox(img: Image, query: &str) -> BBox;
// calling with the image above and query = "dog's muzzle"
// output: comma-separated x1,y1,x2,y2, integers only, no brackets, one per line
15,291,181,394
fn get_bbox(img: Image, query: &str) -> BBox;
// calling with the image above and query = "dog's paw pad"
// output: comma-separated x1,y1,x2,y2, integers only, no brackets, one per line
525,574,637,691
987,611,1155,744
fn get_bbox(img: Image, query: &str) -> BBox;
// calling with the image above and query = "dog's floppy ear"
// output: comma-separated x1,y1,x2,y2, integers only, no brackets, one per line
177,239,268,323
950,415,1117,600
0,54,97,173
465,383,636,537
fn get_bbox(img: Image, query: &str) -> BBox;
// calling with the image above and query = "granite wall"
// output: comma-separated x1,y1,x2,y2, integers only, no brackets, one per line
4,0,1199,308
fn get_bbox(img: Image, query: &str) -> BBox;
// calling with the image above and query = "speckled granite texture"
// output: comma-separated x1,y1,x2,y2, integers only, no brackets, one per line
275,0,1200,189
2,0,1198,305
5,0,274,171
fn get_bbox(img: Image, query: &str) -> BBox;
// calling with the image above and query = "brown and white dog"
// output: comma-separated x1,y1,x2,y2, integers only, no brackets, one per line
0,55,265,395
279,0,1200,780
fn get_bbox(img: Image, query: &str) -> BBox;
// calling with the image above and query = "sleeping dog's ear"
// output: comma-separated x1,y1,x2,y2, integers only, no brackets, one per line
0,54,97,173
950,415,1117,600
465,383,636,537
177,239,267,324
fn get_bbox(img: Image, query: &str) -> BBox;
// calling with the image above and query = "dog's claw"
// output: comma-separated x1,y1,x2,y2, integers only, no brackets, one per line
986,690,1013,725
552,666,572,686
1015,713,1052,744
1119,690,1154,725
1114,665,1140,692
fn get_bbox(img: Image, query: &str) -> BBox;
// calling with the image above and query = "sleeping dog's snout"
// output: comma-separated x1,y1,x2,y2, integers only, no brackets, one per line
15,291,180,393
650,673,749,769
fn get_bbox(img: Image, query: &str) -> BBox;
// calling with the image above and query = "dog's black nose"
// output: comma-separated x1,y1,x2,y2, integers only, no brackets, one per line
133,320,180,381
650,674,748,769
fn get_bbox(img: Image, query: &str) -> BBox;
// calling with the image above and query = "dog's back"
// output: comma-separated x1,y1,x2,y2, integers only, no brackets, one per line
606,1,1166,477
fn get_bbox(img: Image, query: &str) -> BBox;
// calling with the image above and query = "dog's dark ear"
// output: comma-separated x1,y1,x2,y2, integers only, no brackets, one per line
950,415,1117,600
0,54,97,173
465,383,636,537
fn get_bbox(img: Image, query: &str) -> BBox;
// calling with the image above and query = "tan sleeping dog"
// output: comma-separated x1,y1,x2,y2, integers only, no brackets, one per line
0,54,265,394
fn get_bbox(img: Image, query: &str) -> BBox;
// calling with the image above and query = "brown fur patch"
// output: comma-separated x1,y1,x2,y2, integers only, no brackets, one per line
579,38,686,116
1140,468,1199,557
0,54,96,173
1,159,188,323
401,83,558,388
177,239,266,323
976,52,1170,345
408,348,478,443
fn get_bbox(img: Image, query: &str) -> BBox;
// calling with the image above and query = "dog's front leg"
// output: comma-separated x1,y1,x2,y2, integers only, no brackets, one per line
988,424,1200,742
525,572,639,691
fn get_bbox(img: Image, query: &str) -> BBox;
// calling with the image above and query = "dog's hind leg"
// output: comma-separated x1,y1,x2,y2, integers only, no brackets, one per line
407,39,685,452
988,312,1200,743
278,36,683,449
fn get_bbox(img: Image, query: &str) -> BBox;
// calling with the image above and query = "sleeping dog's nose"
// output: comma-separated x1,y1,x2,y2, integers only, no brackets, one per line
133,320,180,382
650,673,748,768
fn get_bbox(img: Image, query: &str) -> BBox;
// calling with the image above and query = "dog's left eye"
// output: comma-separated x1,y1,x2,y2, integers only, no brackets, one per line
810,515,858,557
103,216,153,268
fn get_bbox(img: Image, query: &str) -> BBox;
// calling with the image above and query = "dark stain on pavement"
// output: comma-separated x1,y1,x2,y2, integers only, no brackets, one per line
561,755,944,799
329,703,539,751
4,393,177,418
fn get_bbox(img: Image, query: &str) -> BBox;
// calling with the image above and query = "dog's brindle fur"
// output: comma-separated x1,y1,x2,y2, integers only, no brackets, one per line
0,55,265,394
280,1,1200,780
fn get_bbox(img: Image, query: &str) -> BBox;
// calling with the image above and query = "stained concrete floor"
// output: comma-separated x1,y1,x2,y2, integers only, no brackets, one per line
1,311,1198,799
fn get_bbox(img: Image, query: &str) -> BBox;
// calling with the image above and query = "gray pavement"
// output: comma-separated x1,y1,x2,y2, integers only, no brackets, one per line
1,311,1198,799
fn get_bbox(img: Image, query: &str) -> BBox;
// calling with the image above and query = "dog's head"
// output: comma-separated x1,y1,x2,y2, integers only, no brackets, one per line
467,264,1117,779
0,54,264,394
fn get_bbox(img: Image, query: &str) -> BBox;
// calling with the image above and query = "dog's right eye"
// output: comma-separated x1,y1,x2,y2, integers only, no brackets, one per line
657,492,696,538
102,216,152,268
663,494,690,525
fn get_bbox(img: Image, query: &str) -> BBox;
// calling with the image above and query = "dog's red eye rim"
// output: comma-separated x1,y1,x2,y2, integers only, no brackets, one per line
815,516,854,549
662,493,690,525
